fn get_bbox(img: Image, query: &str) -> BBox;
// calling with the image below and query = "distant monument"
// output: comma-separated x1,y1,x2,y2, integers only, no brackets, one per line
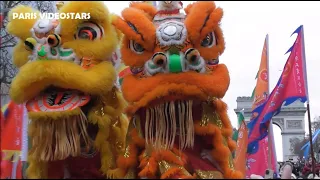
234,96,307,161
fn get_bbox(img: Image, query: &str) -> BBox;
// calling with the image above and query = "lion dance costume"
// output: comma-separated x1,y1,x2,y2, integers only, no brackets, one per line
112,1,243,179
6,1,128,178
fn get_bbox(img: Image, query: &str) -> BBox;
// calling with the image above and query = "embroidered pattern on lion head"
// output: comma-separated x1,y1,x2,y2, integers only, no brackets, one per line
7,1,128,179
112,1,243,179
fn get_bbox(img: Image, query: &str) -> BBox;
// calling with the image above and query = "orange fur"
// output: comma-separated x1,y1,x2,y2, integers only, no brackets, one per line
121,8,156,49
184,2,218,43
138,157,158,178
160,167,182,179
153,150,185,166
123,64,229,115
112,17,145,48
185,2,225,62
196,27,225,62
114,1,242,178
228,138,237,152
120,37,154,67
214,99,234,136
116,143,138,170
130,129,146,148
184,3,194,15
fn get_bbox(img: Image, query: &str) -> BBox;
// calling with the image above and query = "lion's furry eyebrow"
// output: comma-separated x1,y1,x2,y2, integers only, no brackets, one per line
184,2,223,44
112,7,156,50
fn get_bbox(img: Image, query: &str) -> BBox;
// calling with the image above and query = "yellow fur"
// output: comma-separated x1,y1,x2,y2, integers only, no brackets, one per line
10,60,116,103
59,1,122,60
6,5,39,68
7,1,129,179
28,108,81,121
12,40,31,68
6,5,40,40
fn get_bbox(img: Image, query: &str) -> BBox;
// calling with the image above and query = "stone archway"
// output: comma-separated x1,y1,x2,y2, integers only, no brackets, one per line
234,96,307,161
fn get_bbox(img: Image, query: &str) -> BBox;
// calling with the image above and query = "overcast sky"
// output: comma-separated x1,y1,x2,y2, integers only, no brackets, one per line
104,1,320,161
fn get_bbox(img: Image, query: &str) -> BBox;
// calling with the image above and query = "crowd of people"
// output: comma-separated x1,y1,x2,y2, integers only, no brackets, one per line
277,157,320,179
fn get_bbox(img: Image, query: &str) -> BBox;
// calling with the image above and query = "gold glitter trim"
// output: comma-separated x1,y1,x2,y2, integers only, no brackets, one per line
178,166,192,176
124,168,136,179
228,155,235,170
195,170,223,179
158,160,173,174
124,146,130,158
201,102,223,129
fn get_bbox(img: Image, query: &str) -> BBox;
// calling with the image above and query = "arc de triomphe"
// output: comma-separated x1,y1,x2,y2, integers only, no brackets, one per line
234,96,307,161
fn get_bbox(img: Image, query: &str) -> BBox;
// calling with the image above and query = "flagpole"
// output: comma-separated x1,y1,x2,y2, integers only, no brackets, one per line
266,34,273,171
266,34,271,170
266,33,278,175
300,25,316,177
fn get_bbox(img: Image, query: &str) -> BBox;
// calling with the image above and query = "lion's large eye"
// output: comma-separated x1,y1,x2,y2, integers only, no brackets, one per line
75,22,103,40
129,40,145,54
201,32,216,47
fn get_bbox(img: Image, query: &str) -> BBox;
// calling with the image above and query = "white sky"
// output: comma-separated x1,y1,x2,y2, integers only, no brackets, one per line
104,1,320,161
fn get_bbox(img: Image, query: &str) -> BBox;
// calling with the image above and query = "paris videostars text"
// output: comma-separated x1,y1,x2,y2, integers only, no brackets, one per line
12,12,91,20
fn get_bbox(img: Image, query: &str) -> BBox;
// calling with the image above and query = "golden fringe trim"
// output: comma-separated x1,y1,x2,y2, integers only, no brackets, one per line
28,108,81,121
28,110,91,162
145,100,194,151
26,87,129,179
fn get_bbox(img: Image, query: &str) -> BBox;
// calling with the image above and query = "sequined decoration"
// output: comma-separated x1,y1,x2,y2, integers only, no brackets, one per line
124,146,130,158
213,113,223,129
195,170,223,179
124,168,136,179
228,155,235,170
200,103,209,127
158,160,173,174
94,106,105,116
201,102,223,129
201,101,236,171
115,141,123,150
178,166,193,177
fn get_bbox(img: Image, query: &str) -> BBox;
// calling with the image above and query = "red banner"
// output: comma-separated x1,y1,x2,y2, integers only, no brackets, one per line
1,102,23,151
1,152,23,179
1,101,24,179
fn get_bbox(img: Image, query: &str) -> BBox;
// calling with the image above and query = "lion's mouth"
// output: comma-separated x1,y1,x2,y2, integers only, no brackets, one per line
26,86,91,113
136,96,204,150
135,96,225,173
26,86,98,162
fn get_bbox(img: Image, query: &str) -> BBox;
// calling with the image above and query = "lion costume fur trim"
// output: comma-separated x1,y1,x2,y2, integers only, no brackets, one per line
6,5,38,68
7,2,129,179
111,1,243,179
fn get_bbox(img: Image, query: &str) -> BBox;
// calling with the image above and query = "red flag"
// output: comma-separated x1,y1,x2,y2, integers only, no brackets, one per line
248,25,308,154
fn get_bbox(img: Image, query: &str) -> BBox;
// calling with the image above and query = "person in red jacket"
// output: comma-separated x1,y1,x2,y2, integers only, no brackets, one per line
302,157,320,177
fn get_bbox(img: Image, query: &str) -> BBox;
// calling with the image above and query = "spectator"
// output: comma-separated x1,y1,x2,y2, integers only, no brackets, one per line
302,157,320,178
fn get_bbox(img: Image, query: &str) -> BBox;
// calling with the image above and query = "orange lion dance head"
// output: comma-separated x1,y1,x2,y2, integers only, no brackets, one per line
112,1,242,179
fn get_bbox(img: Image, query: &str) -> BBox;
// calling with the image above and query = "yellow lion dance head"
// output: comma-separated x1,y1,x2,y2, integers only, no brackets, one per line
112,1,242,179
7,1,127,179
